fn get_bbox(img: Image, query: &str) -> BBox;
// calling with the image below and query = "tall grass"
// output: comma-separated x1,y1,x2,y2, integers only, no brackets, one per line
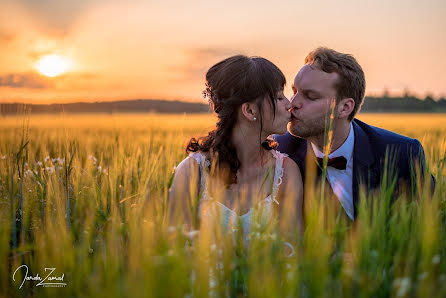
0,113,445,298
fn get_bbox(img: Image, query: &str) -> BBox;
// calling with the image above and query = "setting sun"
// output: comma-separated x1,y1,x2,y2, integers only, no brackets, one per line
34,54,73,77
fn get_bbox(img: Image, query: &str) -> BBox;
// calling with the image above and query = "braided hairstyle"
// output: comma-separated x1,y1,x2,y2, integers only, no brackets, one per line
186,55,286,186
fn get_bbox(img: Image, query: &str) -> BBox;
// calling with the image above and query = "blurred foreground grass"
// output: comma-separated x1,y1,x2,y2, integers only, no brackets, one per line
0,113,445,298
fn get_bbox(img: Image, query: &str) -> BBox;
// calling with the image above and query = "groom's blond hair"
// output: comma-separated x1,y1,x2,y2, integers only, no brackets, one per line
305,47,366,120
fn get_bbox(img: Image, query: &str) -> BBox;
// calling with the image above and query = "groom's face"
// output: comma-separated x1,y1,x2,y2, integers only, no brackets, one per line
288,64,339,139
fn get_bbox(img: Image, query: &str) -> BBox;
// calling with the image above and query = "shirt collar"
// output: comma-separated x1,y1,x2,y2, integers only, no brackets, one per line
311,123,355,161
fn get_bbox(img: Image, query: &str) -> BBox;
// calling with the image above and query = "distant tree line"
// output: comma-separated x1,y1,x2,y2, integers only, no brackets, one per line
1,95,446,116
361,94,446,113
0,99,211,115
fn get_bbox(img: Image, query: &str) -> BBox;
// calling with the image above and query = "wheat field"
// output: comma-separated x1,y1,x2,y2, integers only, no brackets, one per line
0,113,445,298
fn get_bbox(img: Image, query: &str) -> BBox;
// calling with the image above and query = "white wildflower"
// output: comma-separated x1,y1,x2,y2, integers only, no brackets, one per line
88,155,98,164
432,254,440,265
52,158,57,163
37,161,43,167
44,156,50,163
394,277,411,297
45,167,54,174
24,162,28,167
183,230,199,239
209,274,217,289
0,155,7,160
97,166,102,171
59,158,65,165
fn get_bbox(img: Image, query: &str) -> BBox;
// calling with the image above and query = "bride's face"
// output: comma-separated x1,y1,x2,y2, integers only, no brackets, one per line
261,90,291,136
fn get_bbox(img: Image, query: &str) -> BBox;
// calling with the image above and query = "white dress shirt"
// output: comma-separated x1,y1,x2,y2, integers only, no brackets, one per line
311,123,355,220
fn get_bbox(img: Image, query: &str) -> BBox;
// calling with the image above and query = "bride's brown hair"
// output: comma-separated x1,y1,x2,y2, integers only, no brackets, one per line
186,55,286,185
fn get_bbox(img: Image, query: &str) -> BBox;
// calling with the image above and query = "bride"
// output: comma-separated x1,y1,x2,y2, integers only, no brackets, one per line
168,55,303,246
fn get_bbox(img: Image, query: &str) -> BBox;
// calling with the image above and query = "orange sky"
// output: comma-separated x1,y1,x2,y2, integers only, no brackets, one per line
0,0,445,103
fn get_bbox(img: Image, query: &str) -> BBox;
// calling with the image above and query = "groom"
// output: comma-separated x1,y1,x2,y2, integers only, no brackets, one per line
276,47,434,220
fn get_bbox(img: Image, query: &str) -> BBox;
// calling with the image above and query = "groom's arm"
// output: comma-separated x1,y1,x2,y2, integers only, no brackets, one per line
407,139,436,194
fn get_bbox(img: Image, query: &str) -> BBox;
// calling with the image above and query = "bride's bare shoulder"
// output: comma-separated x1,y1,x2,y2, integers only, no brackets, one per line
175,154,201,176
169,154,202,198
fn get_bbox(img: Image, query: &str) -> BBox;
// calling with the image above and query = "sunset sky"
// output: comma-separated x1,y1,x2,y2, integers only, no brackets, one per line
0,0,445,103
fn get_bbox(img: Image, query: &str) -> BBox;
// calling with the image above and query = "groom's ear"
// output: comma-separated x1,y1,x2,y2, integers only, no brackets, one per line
240,102,257,121
337,98,355,119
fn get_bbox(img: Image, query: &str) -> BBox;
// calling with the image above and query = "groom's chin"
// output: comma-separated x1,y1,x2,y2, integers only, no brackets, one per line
288,131,301,138
287,123,300,137
287,127,306,139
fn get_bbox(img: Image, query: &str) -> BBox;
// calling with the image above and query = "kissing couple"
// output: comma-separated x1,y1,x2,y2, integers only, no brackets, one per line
168,47,434,248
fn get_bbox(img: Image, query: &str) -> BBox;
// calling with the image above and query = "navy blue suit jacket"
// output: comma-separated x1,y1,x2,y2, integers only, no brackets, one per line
275,118,434,219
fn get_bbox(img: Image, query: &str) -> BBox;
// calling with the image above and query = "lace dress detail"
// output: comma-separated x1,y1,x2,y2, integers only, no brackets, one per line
188,150,287,241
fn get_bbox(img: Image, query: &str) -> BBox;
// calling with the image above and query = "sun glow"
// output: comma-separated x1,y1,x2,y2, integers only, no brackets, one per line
34,54,73,77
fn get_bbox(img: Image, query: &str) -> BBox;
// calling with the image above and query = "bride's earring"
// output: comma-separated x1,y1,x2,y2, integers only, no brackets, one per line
253,117,257,121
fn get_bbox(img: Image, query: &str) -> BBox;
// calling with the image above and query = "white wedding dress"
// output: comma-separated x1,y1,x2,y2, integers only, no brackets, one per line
185,150,292,296
189,150,286,243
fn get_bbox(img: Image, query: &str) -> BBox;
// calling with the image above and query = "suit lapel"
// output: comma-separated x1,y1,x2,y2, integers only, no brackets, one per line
293,121,379,220
352,120,377,218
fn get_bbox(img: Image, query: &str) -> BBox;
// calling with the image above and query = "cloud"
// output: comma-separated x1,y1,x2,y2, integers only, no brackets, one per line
172,47,242,80
13,0,93,34
0,30,15,44
0,73,52,89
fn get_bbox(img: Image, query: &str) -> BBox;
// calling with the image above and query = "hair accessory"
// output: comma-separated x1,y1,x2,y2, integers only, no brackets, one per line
202,83,213,100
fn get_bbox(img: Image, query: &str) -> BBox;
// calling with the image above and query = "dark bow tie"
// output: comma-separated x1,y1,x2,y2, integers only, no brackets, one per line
316,156,347,170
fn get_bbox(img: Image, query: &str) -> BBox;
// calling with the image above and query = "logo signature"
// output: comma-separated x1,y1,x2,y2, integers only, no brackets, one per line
13,265,67,288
